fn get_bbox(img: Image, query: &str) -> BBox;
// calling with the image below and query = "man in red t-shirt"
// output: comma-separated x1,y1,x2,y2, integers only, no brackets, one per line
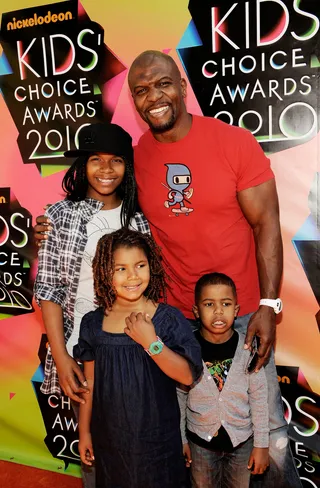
128,51,281,364
127,51,301,488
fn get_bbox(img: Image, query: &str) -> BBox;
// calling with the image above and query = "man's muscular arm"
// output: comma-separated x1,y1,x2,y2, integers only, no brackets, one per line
237,178,283,370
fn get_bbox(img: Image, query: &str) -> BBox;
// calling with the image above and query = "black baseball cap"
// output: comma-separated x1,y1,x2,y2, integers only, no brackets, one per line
64,122,133,161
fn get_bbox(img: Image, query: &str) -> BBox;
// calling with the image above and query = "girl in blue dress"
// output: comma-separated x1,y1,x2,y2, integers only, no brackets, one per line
74,228,203,488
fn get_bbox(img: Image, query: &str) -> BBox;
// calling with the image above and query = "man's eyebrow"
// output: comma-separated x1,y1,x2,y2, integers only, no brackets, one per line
133,84,146,90
157,76,173,82
133,76,173,90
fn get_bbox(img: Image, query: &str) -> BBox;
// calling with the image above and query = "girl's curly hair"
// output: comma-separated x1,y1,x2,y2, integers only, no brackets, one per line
92,228,167,310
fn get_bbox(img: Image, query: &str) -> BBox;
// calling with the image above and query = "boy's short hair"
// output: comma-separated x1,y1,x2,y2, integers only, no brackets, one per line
195,273,237,302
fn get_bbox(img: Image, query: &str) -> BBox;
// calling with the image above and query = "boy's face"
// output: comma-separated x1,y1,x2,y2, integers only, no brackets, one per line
193,284,240,342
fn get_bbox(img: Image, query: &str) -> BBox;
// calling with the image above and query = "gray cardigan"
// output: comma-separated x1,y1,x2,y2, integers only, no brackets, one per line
177,332,269,448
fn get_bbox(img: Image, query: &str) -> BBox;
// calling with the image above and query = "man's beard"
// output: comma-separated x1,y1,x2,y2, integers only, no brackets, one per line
147,111,176,134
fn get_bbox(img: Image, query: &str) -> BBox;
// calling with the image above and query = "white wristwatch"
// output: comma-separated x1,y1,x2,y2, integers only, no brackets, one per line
259,298,282,314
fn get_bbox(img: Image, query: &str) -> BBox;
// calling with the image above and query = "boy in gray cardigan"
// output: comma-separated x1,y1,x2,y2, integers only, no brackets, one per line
178,273,269,488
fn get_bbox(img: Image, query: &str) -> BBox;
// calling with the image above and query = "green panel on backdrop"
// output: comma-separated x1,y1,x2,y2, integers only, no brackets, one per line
41,165,69,177
0,379,81,477
0,314,13,320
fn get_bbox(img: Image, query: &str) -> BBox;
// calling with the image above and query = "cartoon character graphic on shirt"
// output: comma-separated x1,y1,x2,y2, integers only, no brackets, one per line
163,163,194,215
206,359,233,392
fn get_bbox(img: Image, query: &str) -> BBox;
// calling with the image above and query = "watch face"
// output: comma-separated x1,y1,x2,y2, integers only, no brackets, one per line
150,340,163,355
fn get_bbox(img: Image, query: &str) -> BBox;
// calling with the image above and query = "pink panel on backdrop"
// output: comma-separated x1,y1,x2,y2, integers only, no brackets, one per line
0,97,67,218
78,2,87,19
103,70,128,116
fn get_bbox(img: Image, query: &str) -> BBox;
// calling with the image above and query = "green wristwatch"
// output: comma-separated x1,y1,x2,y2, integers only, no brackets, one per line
145,337,164,356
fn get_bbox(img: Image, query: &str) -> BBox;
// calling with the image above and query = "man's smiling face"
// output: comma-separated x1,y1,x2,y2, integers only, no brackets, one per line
129,56,187,134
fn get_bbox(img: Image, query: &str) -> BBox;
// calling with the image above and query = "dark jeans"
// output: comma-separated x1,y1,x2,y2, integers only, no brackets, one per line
189,436,253,488
235,314,302,488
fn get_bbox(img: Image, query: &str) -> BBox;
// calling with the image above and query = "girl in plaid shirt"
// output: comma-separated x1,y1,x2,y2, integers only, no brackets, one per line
34,122,150,487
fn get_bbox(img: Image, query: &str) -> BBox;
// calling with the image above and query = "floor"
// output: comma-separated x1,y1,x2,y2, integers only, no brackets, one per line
0,461,82,488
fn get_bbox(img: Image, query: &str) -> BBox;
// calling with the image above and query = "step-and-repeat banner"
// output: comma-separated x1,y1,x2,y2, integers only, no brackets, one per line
0,0,319,485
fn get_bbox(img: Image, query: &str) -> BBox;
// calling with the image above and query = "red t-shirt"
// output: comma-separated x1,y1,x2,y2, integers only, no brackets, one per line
134,116,274,318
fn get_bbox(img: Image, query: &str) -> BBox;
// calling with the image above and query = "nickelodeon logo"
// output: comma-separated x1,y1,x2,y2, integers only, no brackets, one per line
7,11,72,30
278,375,291,384
0,188,10,205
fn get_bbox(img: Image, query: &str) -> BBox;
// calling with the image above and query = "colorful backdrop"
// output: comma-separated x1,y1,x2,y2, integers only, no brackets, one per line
0,0,319,485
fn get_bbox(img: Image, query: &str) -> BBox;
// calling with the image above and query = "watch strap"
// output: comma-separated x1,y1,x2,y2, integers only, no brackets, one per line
259,298,282,314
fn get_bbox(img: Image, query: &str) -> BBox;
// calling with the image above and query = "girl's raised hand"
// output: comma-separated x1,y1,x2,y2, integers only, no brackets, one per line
124,312,157,349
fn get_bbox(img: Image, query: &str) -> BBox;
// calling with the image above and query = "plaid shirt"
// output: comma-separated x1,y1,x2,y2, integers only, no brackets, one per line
34,198,150,395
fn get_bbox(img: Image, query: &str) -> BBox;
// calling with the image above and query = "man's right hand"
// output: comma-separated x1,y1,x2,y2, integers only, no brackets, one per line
34,214,52,245
34,206,52,245
55,354,89,404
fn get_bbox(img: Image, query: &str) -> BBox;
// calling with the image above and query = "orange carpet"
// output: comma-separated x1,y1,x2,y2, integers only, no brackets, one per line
0,461,82,488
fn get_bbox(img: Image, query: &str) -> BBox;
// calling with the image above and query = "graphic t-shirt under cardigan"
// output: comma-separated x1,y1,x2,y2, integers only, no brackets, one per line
178,330,269,450
187,330,239,452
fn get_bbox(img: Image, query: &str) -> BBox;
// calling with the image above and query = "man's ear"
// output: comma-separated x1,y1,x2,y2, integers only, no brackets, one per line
181,78,187,98
234,304,240,318
192,305,199,319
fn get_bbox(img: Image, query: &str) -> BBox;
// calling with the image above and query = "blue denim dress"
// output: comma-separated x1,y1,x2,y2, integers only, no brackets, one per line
74,303,203,488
